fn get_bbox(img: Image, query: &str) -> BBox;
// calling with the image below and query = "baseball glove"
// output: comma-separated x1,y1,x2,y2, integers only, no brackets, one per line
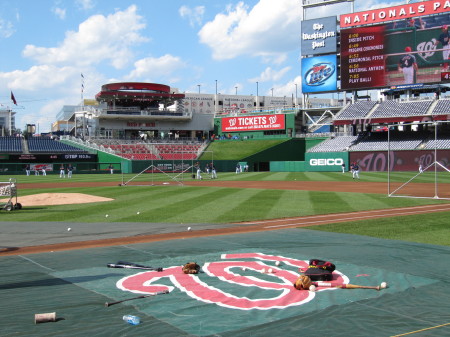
182,262,200,274
294,275,312,290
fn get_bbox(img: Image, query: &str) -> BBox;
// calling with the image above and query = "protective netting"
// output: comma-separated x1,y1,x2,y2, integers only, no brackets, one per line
1,229,450,336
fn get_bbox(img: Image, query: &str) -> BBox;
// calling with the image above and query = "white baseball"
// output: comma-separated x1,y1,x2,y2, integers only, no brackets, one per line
241,267,247,271
187,227,192,231
261,268,266,273
275,261,281,266
309,285,316,292
67,227,71,231
268,268,273,273
380,282,388,289
105,214,109,218
136,211,140,215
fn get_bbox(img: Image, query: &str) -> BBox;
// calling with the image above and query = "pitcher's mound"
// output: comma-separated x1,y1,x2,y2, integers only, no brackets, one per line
2,193,114,206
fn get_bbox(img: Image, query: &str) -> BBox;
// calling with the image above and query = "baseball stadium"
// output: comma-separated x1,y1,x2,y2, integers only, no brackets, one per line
2,0,450,336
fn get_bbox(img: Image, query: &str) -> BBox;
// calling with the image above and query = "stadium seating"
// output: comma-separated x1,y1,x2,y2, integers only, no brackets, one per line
370,100,433,118
431,99,450,116
27,137,84,153
334,101,377,120
0,136,23,152
308,135,358,152
92,140,203,160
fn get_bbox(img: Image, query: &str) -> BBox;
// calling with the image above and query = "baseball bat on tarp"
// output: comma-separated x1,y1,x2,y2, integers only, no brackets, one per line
107,261,163,272
105,290,169,307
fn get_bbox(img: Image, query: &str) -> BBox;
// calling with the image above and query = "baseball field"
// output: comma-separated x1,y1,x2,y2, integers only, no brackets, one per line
1,170,450,336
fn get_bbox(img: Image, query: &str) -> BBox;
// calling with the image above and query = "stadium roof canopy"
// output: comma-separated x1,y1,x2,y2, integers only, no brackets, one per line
381,84,450,97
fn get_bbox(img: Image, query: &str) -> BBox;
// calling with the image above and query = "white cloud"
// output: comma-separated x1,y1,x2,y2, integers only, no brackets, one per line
52,7,66,20
270,75,302,97
126,54,187,80
76,0,95,10
2,65,78,91
179,5,205,27
250,66,291,83
0,18,15,38
22,5,148,69
198,0,301,61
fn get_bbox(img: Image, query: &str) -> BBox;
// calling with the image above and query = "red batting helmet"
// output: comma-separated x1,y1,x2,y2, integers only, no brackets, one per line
405,46,412,52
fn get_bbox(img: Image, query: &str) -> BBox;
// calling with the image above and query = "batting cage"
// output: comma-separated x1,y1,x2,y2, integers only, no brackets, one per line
388,121,450,200
2,225,450,336
120,151,214,186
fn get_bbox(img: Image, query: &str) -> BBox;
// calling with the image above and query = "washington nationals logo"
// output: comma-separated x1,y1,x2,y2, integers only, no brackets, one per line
269,116,277,124
116,253,347,310
229,118,237,127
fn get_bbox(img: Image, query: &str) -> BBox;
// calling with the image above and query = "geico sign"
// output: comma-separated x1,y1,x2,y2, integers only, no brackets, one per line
310,158,344,166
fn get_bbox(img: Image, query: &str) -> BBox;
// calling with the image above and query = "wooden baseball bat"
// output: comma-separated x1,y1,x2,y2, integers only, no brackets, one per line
339,283,381,290
105,290,169,307
313,282,381,290
107,263,163,272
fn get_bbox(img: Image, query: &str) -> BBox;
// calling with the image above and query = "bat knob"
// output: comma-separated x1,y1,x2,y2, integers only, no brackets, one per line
105,302,110,307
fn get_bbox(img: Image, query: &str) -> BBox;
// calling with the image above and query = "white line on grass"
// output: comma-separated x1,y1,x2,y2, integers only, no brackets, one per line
263,206,450,229
242,204,450,225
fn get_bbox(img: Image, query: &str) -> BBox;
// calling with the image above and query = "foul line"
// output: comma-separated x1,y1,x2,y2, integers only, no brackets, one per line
391,322,450,336
261,205,450,229
242,204,450,226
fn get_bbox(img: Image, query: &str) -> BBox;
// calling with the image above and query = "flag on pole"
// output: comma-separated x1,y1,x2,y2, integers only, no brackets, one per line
11,91,17,105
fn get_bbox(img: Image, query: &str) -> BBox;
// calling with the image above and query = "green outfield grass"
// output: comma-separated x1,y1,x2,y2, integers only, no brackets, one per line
1,171,450,246
200,139,288,160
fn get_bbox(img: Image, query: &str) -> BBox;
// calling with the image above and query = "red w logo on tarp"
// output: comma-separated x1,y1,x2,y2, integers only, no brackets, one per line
116,253,348,310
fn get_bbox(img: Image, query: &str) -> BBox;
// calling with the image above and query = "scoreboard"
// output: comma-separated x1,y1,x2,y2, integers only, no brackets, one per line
340,26,386,90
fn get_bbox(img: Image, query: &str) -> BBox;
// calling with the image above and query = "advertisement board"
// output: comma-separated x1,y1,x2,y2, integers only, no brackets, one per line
349,150,450,171
221,114,285,132
340,11,450,90
301,16,337,56
301,54,338,93
305,152,348,172
340,0,450,28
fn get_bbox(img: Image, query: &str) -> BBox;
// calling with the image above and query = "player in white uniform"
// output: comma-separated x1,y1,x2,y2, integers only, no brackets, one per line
398,46,418,84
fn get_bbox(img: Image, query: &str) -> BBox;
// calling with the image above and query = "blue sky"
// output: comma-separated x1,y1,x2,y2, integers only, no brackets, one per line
0,0,391,133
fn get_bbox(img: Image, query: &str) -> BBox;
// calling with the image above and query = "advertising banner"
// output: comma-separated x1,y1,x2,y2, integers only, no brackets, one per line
301,54,338,93
305,152,348,172
301,16,337,56
349,150,450,171
221,114,285,132
340,0,450,28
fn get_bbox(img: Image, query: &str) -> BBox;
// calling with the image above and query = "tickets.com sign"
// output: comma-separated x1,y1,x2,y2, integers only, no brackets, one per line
221,114,285,132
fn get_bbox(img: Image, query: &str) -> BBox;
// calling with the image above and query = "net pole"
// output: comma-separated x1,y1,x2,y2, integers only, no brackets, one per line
387,125,391,196
434,122,438,198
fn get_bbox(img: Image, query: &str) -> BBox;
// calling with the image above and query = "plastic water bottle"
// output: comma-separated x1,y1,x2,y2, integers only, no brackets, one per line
123,315,140,325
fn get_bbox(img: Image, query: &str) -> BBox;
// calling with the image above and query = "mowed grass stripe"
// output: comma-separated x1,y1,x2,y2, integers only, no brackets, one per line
131,188,244,223
267,190,315,219
212,188,275,223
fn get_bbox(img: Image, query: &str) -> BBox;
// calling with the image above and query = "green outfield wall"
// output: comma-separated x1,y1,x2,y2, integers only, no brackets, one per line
270,161,305,172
